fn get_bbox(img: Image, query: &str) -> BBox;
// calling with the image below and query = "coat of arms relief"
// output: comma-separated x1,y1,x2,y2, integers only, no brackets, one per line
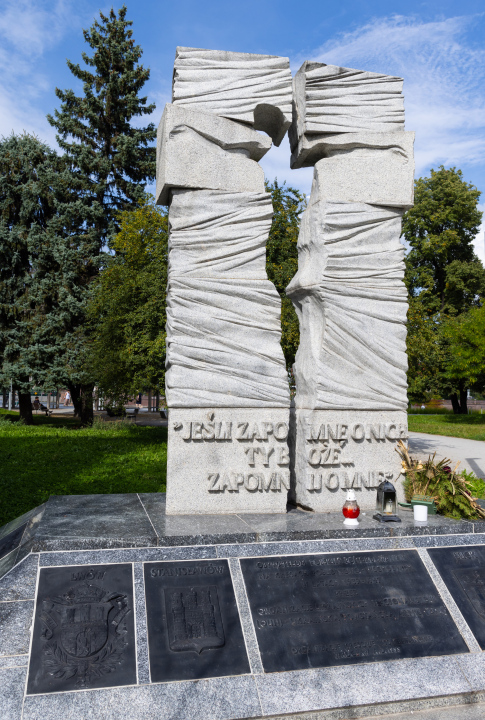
39,581,130,687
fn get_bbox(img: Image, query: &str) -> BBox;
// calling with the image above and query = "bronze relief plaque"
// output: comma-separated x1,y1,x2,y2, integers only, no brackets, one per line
240,549,468,673
428,545,485,648
27,563,136,694
144,560,250,682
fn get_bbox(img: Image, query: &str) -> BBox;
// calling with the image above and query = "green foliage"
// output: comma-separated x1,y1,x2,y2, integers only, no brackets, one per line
397,442,484,520
0,417,167,526
407,413,485,441
0,133,80,419
45,6,156,422
88,196,168,400
403,167,484,412
403,166,483,316
265,179,306,371
406,300,443,403
460,469,485,500
441,306,485,392
47,5,155,241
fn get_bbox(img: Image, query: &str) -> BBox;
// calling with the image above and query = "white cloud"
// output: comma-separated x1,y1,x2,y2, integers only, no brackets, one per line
303,15,485,177
0,0,97,143
0,0,77,56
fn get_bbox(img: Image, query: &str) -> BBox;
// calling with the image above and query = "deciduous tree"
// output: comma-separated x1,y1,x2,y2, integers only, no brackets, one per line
265,179,306,374
403,167,484,412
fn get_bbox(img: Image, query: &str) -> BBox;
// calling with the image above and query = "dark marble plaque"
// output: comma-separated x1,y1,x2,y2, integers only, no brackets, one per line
428,545,485,649
27,563,136,694
144,559,250,682
240,549,468,673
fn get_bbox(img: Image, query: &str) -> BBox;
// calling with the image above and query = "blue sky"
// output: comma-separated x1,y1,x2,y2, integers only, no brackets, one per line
1,0,484,257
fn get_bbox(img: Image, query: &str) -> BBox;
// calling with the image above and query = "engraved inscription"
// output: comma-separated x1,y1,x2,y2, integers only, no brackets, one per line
427,545,485,650
301,419,407,492
165,586,225,653
241,550,468,673
38,580,130,688
453,568,485,619
173,412,290,494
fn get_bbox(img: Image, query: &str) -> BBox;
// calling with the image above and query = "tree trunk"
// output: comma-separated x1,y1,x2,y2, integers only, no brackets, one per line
450,386,468,414
69,384,94,424
155,391,160,412
18,391,34,425
70,385,82,418
2,389,7,408
450,393,460,414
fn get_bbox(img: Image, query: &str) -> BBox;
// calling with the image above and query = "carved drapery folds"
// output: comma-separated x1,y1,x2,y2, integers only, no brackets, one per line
287,60,414,511
158,47,292,514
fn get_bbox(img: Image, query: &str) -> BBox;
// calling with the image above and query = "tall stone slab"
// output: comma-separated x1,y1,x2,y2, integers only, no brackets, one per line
287,61,414,511
158,48,292,514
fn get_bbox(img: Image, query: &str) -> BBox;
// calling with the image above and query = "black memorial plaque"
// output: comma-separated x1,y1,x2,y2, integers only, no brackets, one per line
27,563,136,695
240,550,468,673
428,545,485,649
144,559,250,682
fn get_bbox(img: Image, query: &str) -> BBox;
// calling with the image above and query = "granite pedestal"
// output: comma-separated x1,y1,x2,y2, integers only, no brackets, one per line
1,493,485,720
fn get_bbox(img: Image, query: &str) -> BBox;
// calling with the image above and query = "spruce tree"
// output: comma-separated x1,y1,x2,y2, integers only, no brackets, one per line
0,134,65,423
47,5,156,423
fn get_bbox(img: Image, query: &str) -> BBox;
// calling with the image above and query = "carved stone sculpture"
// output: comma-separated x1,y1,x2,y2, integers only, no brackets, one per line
172,47,292,146
158,48,292,514
287,61,414,511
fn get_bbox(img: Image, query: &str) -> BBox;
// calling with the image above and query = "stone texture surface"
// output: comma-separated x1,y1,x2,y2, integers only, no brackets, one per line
291,129,414,170
310,137,415,208
456,653,485,691
165,190,289,409
228,558,264,674
156,105,268,205
167,189,273,280
290,61,405,143
133,562,150,684
0,554,38,602
287,200,408,412
291,409,407,511
288,57,413,513
0,601,34,656
0,667,27,720
255,656,471,716
30,494,157,550
417,548,481,653
0,655,28,669
23,675,262,720
166,408,290,515
172,47,292,145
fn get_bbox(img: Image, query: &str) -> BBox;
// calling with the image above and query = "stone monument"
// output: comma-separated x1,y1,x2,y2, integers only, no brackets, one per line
157,48,293,514
287,61,415,511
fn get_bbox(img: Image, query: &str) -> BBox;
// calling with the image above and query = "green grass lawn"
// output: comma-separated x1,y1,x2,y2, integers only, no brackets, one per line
0,412,167,527
408,413,485,441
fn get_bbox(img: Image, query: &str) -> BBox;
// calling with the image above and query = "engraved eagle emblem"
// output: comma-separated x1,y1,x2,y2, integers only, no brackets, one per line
165,586,225,654
39,581,130,687
453,567,485,619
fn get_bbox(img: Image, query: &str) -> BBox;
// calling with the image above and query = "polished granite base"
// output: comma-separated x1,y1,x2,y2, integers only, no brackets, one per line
1,494,485,720
1,493,483,564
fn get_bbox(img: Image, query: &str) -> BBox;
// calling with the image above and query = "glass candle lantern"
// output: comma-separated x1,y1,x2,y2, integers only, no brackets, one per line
373,480,401,523
342,489,360,526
